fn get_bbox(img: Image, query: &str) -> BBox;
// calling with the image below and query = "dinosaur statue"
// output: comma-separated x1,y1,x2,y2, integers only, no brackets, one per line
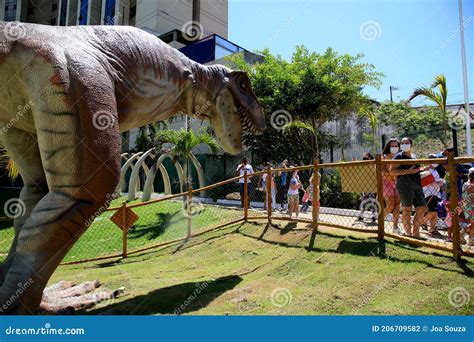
0,22,265,314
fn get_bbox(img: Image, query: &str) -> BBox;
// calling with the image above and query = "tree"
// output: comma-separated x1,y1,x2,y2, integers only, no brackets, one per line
0,145,19,180
227,46,383,164
376,101,445,145
358,105,380,154
408,74,450,147
157,129,220,189
135,121,168,152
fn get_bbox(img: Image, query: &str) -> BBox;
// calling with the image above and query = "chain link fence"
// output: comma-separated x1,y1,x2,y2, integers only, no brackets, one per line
0,155,473,264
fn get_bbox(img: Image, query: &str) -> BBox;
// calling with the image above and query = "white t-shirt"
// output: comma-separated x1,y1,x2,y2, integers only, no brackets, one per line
237,164,254,183
288,176,300,195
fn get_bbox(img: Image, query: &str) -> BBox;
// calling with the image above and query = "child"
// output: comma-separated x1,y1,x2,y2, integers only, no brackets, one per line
301,172,321,213
287,170,302,219
462,168,474,246
262,165,277,211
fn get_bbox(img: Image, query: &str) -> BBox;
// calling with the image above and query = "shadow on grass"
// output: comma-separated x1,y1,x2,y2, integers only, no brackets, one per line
0,220,13,231
239,223,471,276
87,275,243,315
128,212,179,241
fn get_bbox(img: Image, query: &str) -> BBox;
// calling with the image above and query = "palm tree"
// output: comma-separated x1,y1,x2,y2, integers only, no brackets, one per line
157,129,220,190
358,107,379,154
0,145,19,180
157,129,220,243
282,119,317,160
408,74,450,147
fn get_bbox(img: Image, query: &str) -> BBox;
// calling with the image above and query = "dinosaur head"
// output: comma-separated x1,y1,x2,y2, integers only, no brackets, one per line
196,67,265,154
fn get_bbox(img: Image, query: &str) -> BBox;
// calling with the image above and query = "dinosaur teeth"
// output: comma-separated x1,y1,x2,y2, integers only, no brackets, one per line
238,106,263,135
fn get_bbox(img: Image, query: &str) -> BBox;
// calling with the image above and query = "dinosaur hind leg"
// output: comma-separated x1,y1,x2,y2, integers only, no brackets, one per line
0,75,120,314
0,129,47,285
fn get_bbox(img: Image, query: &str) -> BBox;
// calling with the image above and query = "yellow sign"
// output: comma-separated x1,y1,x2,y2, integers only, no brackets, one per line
339,164,377,193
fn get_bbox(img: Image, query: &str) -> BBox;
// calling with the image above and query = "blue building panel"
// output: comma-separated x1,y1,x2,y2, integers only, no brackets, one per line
78,0,88,25
104,0,116,25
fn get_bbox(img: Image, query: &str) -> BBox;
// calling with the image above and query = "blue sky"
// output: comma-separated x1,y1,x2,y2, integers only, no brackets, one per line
228,0,474,106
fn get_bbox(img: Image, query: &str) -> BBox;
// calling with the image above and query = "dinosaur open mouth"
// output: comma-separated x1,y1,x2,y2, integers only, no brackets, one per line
238,106,263,135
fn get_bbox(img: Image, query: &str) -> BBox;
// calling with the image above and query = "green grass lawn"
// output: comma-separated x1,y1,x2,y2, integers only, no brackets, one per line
49,221,473,315
0,200,243,263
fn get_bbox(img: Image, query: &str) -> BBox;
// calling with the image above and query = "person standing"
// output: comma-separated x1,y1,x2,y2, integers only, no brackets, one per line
287,170,302,219
421,156,444,236
261,163,276,211
390,137,426,238
381,139,401,233
462,168,474,246
237,157,254,208
277,159,289,212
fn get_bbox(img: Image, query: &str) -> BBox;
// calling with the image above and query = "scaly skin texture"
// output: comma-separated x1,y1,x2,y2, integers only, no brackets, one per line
0,22,265,314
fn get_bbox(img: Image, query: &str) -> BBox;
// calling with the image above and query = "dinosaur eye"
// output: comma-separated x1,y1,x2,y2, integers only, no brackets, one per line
240,82,246,89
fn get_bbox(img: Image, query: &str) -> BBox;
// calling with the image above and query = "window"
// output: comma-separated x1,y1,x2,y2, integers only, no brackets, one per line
59,0,68,26
129,5,136,19
78,0,89,25
4,0,17,22
104,0,116,25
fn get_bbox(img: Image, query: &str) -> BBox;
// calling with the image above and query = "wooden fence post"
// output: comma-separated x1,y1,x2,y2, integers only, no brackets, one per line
448,153,462,261
187,184,193,241
244,171,249,221
312,159,320,233
121,202,128,258
266,165,272,224
375,154,385,241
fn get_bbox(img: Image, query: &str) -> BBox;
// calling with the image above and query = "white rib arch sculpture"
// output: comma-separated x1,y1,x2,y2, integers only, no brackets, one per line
140,152,206,202
139,153,185,202
128,149,178,201
128,149,156,201
118,152,143,193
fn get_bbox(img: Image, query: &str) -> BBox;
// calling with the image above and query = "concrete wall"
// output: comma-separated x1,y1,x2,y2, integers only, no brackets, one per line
135,0,227,37
11,0,227,37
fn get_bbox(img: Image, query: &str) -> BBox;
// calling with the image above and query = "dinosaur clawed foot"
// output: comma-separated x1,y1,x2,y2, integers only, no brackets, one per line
39,280,124,314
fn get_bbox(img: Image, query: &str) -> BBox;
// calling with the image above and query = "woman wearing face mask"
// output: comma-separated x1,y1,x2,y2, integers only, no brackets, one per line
390,137,426,237
381,139,401,234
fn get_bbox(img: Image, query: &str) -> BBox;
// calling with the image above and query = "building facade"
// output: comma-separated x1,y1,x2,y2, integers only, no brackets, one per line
0,0,228,39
